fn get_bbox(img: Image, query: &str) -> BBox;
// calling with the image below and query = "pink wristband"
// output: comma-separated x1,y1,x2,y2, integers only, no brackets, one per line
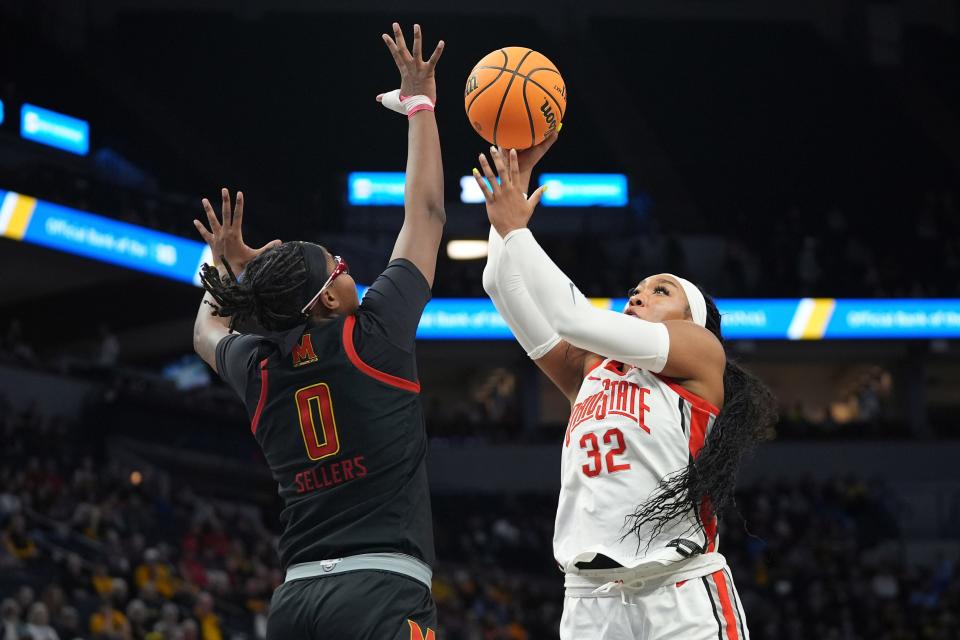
399,94,436,119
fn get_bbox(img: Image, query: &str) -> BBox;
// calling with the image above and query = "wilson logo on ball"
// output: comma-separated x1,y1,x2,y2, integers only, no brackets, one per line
540,99,558,131
464,76,479,97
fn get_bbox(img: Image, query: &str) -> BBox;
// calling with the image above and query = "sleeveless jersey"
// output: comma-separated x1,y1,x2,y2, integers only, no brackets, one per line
227,315,434,570
554,358,720,572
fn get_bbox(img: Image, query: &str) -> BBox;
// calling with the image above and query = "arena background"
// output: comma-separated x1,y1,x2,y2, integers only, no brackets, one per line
1,1,959,638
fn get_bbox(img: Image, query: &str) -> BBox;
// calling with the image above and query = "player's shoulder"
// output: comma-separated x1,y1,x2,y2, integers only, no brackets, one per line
648,369,721,415
216,332,270,368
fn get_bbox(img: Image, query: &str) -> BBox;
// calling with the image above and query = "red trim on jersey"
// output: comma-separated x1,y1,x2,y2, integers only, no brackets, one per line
653,373,720,415
688,404,711,457
711,570,740,640
701,502,718,552
583,358,605,377
250,358,270,435
688,401,719,551
342,316,421,393
604,360,628,376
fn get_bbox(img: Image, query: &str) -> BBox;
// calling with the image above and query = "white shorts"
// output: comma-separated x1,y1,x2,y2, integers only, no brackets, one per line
560,567,749,640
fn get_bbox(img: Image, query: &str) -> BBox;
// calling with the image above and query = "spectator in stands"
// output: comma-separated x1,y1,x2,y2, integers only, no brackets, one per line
88,600,130,640
53,607,80,640
1,599,26,640
192,592,221,640
37,590,64,636
14,591,33,619
124,600,150,639
90,565,113,599
151,603,179,639
134,549,176,600
135,582,163,614
2,515,37,563
179,618,199,640
58,555,88,601
24,603,58,640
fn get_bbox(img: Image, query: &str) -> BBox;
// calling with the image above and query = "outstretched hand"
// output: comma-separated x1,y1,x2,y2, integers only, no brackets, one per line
474,146,548,238
380,23,444,103
512,129,559,193
193,188,281,273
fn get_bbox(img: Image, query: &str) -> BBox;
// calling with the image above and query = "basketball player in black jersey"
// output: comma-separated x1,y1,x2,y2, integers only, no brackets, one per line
191,23,444,640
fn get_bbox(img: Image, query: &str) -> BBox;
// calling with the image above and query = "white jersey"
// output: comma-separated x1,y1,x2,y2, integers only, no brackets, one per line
554,358,721,572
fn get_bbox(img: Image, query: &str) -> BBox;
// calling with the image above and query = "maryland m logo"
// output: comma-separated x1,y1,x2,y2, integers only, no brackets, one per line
407,620,436,640
292,334,318,367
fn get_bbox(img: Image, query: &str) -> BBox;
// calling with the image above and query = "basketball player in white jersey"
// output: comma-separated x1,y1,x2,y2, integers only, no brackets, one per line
473,142,777,639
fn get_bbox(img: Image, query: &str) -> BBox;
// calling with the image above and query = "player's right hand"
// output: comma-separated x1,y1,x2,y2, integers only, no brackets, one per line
381,23,444,104
194,188,280,273
475,146,548,238
510,128,559,194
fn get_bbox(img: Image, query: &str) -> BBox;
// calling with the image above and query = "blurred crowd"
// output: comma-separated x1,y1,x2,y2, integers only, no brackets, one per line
2,396,959,640
0,401,280,640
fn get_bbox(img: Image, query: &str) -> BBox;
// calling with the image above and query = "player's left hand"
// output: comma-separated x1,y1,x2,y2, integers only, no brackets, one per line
194,188,281,273
381,23,444,103
474,146,548,237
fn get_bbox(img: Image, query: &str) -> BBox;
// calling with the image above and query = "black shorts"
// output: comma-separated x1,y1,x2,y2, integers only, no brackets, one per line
266,569,437,640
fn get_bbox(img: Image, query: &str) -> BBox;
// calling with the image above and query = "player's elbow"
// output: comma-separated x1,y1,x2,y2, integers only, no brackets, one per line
481,264,498,297
192,321,204,356
426,204,447,225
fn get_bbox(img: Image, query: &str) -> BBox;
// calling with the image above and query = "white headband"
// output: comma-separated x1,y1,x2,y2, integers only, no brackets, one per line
662,273,707,327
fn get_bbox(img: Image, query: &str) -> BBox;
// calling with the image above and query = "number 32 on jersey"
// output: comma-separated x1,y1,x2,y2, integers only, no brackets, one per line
580,428,631,477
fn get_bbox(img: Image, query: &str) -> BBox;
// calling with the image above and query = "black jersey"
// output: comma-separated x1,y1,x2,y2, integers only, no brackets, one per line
215,259,434,569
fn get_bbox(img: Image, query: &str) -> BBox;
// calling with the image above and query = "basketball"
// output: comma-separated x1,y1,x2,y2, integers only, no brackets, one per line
464,47,567,149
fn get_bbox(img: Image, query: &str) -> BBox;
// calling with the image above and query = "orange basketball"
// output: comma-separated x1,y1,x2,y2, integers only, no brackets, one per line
464,47,567,150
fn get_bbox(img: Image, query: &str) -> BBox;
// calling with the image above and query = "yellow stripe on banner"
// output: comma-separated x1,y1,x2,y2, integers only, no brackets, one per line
801,298,836,339
589,297,612,310
4,194,37,240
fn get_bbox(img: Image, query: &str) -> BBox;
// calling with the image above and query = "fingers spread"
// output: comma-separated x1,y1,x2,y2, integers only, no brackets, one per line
193,219,213,244
392,22,410,60
382,33,403,66
490,146,509,186
234,191,244,226
221,188,233,225
412,23,422,60
472,168,493,202
427,40,445,68
528,183,548,209
202,198,221,232
478,153,500,194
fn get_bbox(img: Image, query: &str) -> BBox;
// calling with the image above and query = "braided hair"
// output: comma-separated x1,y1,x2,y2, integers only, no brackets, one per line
199,242,324,332
625,289,779,549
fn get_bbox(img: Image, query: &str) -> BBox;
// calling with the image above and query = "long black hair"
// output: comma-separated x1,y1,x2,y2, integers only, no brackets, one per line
199,242,324,332
625,289,779,548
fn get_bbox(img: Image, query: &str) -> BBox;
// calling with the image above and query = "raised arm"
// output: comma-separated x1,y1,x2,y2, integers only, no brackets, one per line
479,133,594,402
192,189,279,371
380,23,446,288
483,225,595,402
476,147,723,393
